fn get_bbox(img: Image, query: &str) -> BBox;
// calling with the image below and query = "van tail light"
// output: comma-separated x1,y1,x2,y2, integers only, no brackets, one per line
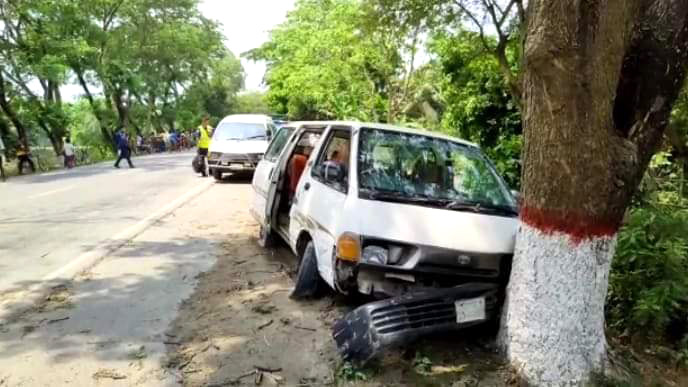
337,232,361,262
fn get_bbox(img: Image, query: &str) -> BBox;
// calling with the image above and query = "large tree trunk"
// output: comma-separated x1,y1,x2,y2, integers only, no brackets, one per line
0,72,29,149
498,1,688,385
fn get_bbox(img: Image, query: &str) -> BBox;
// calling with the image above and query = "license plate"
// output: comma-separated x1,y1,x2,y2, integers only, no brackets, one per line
455,297,486,324
228,163,244,169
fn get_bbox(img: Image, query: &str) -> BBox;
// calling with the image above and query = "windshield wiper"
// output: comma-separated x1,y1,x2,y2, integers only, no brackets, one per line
445,200,518,216
361,189,448,205
246,134,267,140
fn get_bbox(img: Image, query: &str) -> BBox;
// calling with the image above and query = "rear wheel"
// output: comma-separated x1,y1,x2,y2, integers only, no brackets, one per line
213,168,222,181
291,241,322,299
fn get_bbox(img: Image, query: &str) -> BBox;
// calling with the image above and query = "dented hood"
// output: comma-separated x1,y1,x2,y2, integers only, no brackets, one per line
354,198,518,254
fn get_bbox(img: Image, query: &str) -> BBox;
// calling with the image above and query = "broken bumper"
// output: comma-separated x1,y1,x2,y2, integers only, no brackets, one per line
332,283,499,363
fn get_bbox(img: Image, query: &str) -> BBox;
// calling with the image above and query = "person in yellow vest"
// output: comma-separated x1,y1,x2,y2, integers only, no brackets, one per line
197,116,213,177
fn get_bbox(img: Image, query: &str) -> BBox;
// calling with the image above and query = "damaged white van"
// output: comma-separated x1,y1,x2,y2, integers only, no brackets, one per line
251,122,519,302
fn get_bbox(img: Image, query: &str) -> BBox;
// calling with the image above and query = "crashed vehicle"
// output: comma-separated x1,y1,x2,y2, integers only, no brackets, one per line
250,121,519,362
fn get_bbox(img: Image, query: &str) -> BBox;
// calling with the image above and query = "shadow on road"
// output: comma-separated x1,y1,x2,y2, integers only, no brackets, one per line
215,173,253,185
7,152,195,185
0,234,219,369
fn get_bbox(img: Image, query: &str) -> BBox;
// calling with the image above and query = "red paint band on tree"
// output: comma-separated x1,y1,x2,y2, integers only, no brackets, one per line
520,205,620,243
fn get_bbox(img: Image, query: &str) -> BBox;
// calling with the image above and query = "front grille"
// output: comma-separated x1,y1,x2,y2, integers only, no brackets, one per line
371,299,455,334
414,263,499,278
370,294,498,334
218,153,262,163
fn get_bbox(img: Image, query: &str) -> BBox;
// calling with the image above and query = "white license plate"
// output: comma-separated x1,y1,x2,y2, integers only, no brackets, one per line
455,297,486,324
228,163,244,169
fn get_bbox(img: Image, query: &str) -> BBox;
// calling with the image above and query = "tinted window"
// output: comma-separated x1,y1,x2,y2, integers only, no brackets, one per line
264,127,294,161
213,122,267,141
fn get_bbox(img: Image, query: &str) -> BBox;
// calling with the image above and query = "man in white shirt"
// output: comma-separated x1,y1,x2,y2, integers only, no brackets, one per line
63,137,76,168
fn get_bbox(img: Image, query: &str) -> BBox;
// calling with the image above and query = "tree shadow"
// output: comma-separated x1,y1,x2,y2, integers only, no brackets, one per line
215,173,254,185
6,152,195,185
0,235,221,372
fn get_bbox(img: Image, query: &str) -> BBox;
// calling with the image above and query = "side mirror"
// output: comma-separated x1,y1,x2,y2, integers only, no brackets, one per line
510,190,521,201
266,130,272,140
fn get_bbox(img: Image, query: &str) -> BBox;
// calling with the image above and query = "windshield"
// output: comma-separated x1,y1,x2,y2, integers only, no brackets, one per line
358,128,516,212
213,122,267,141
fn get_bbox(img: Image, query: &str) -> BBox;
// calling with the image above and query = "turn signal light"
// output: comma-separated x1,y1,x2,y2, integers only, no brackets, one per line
337,232,361,262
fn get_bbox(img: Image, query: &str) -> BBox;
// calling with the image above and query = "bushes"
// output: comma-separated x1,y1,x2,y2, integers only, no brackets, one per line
607,205,688,344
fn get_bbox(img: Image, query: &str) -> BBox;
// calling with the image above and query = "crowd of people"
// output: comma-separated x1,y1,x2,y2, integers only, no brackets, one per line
133,130,197,155
0,125,204,181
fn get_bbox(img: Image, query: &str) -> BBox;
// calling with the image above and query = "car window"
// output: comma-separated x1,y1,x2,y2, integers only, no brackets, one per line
213,122,267,140
264,127,294,162
358,128,515,209
312,129,351,193
267,123,277,137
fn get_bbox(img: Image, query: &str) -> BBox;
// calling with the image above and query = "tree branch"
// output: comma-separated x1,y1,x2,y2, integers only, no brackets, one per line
454,0,491,51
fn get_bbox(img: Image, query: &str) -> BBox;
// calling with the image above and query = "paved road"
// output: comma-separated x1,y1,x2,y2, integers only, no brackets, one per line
0,152,208,295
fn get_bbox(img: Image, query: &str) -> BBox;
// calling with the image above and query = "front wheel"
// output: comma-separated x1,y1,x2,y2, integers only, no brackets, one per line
291,241,322,299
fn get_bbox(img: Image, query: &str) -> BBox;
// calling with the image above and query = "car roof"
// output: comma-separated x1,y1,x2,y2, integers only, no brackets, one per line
219,114,273,124
284,121,478,148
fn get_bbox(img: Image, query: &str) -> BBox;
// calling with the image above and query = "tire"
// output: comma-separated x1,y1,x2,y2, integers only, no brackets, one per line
192,155,202,173
291,241,322,299
213,168,222,181
257,225,275,248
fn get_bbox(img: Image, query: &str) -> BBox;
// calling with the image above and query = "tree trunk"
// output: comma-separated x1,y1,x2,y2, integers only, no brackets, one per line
0,72,29,149
498,1,688,385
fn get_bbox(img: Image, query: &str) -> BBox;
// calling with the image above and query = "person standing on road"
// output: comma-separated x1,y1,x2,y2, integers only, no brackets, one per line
114,131,135,168
63,137,76,168
197,116,213,177
17,144,36,175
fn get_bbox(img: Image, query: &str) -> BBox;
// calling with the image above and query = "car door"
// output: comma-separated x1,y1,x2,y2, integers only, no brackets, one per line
251,125,294,225
291,126,352,287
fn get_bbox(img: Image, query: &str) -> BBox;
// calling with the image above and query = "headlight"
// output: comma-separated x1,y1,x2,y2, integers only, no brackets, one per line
209,152,222,160
362,245,388,265
337,232,361,262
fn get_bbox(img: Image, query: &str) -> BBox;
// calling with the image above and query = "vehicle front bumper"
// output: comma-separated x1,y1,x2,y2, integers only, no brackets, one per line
332,282,500,363
208,152,262,172
333,241,511,298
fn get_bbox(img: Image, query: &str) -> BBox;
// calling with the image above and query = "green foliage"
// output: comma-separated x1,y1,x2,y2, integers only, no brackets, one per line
608,206,688,338
336,362,372,382
413,353,433,375
234,92,271,114
0,0,244,152
429,30,522,187
247,0,400,121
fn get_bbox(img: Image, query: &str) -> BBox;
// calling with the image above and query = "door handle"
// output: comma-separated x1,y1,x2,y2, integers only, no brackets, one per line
304,182,311,191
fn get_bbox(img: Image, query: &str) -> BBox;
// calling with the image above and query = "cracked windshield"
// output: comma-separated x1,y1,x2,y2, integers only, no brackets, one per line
1,0,687,386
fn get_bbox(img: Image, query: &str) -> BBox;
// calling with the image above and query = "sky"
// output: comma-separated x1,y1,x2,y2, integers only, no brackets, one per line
198,0,296,91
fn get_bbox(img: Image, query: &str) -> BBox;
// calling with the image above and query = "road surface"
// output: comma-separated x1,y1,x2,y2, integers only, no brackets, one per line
0,152,206,296
0,153,343,386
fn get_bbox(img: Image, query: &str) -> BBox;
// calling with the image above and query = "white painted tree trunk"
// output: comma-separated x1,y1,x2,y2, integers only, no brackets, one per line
498,224,617,385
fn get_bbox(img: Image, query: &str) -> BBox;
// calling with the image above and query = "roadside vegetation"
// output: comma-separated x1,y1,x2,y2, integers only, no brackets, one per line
251,0,688,383
0,0,269,174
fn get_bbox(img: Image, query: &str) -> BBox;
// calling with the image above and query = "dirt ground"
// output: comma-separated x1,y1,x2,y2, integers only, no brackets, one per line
161,182,688,387
162,186,512,387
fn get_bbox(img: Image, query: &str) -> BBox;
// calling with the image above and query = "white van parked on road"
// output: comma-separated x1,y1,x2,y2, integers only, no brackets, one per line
207,114,278,180
251,121,519,305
